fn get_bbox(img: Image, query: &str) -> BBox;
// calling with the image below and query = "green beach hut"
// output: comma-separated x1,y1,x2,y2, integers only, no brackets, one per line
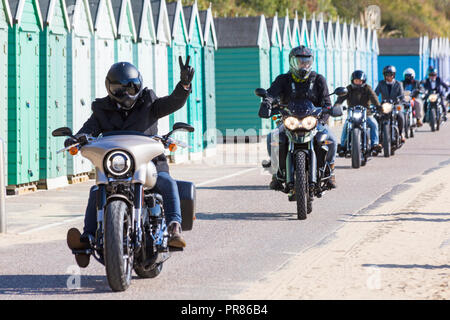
266,13,281,83
7,0,44,191
111,0,136,63
278,12,291,74
66,0,94,180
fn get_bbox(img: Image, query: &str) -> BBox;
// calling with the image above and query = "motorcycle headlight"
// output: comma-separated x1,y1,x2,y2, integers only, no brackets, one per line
105,151,133,177
284,117,301,130
382,103,393,114
429,94,438,103
352,111,363,120
404,96,411,102
300,116,318,131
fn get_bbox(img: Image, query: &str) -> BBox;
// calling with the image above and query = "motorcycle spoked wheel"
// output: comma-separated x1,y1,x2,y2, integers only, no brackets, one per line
430,109,437,132
294,152,308,220
104,200,134,292
351,128,361,169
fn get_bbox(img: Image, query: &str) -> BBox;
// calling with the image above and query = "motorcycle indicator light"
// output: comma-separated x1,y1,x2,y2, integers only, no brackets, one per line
382,103,393,114
169,143,178,152
429,94,438,102
69,147,79,156
396,105,402,111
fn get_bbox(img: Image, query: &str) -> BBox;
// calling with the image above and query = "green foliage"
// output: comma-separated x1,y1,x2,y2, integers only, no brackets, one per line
172,0,449,37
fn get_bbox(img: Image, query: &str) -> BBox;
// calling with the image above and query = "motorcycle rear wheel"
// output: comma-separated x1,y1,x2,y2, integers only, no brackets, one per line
351,128,361,169
134,263,163,279
104,200,133,292
294,152,308,220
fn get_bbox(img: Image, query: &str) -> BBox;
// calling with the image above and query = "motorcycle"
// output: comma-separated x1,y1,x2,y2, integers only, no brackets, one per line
255,87,347,220
374,97,404,158
403,90,417,138
339,105,372,169
52,123,196,292
424,89,443,132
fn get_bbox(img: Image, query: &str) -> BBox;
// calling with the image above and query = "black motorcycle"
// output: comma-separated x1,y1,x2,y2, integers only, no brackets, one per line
256,87,347,220
340,105,372,168
374,98,404,158
424,89,443,132
402,90,416,138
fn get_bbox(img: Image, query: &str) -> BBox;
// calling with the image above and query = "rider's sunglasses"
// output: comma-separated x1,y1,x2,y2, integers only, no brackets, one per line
109,78,142,97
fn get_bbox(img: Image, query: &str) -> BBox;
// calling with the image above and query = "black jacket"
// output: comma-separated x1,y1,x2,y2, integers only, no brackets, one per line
335,84,380,116
77,83,190,172
259,72,332,122
423,77,448,98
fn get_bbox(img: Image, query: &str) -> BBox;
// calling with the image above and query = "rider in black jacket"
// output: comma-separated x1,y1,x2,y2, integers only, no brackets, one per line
259,46,337,189
66,60,194,266
422,66,449,121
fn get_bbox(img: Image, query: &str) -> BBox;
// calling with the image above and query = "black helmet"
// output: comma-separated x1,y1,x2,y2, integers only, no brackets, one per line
350,70,367,88
427,66,438,77
105,62,143,110
289,46,314,80
383,65,396,78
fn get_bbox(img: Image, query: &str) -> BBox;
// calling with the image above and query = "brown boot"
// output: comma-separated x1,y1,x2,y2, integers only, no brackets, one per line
417,119,423,127
328,164,337,189
66,228,91,268
168,222,186,248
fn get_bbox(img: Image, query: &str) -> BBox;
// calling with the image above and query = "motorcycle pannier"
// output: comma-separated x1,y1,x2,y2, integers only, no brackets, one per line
176,180,196,231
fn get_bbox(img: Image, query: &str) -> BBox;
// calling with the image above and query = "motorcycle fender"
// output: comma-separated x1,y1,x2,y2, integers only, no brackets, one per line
106,194,133,209
176,181,196,231
306,149,317,184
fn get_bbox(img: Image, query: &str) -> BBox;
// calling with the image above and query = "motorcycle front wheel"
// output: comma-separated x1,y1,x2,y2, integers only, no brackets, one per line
382,124,391,158
104,200,133,292
294,152,308,220
351,128,361,169
430,109,436,132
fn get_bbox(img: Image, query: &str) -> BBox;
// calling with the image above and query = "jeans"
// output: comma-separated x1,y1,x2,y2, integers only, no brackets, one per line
83,171,182,235
341,116,379,148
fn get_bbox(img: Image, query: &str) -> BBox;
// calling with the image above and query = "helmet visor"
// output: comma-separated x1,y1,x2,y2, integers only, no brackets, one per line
290,56,313,71
109,78,142,97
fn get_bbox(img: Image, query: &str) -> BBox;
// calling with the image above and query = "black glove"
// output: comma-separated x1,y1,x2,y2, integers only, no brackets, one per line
64,133,89,148
179,56,195,87
64,137,77,148
258,98,273,118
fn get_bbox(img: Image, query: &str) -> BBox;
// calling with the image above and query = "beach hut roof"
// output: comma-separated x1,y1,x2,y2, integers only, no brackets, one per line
379,38,421,55
215,15,268,49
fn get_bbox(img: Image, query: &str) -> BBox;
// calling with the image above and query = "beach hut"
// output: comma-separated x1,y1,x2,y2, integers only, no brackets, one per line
89,0,117,98
0,0,12,184
215,15,271,137
315,13,327,77
365,27,373,87
151,0,171,136
340,20,349,85
324,19,335,95
131,0,156,90
333,18,342,89
266,13,281,83
37,0,71,189
7,0,43,191
347,21,356,82
183,1,204,159
111,0,136,63
200,6,217,157
66,0,94,180
378,38,422,82
278,12,291,74
166,0,188,162
420,35,429,80
371,28,379,87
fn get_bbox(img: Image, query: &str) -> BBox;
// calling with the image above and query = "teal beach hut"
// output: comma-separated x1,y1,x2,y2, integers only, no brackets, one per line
7,0,43,189
371,28,379,87
199,6,217,157
38,0,71,189
0,0,12,184
324,19,335,95
333,18,342,89
307,14,319,73
183,1,204,159
215,15,271,137
111,0,136,63
66,0,94,179
347,21,356,81
131,0,156,90
89,0,117,98
278,12,291,74
315,13,327,77
365,27,373,87
340,20,349,85
167,0,188,162
266,13,281,83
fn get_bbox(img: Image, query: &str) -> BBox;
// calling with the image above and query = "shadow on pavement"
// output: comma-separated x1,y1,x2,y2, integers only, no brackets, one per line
362,264,450,270
0,275,111,296
195,212,299,221
197,185,269,191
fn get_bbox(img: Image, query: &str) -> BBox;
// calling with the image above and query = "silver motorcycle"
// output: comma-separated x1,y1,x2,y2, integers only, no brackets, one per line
53,123,196,292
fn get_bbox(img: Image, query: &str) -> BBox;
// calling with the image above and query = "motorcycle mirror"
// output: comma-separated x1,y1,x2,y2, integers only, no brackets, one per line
172,122,195,133
255,88,267,98
52,127,74,137
334,87,348,97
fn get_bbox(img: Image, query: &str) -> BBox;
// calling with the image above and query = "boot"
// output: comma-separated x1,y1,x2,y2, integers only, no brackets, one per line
269,175,284,191
327,164,337,189
337,144,346,158
417,119,423,127
66,228,91,268
168,222,186,248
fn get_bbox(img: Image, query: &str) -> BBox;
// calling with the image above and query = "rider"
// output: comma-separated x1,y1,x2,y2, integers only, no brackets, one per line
335,70,382,155
375,65,406,142
422,66,448,121
259,46,338,189
66,60,195,261
401,68,423,127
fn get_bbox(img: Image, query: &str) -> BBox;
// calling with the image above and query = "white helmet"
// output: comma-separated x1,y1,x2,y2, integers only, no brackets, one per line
403,68,416,80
